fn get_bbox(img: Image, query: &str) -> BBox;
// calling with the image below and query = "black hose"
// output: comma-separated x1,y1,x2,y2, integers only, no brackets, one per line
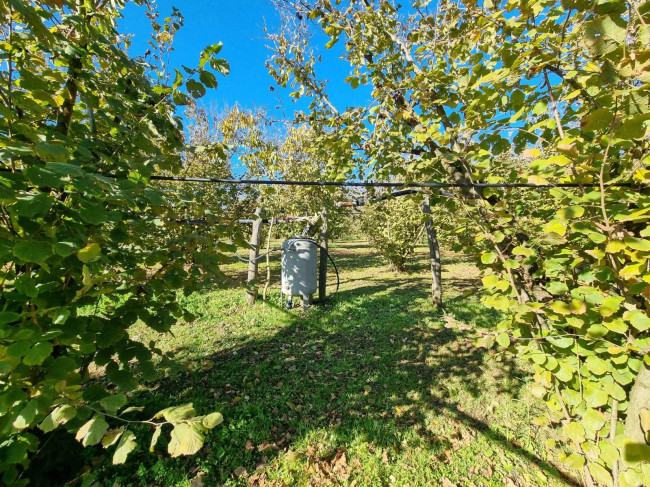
312,241,340,297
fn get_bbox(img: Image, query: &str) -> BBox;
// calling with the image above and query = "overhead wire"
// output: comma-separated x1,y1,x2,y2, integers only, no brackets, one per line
144,175,637,189
2,167,638,189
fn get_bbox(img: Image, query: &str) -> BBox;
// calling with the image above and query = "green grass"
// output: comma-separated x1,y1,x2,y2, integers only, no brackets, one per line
96,240,579,486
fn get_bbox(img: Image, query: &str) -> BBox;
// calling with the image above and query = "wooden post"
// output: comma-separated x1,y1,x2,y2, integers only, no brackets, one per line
246,207,263,306
318,205,328,302
422,195,442,307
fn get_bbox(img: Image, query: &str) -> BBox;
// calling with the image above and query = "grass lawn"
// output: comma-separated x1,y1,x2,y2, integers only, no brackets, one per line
96,240,580,486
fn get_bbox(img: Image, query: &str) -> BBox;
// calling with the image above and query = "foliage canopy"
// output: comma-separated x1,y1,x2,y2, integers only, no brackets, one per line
0,0,231,483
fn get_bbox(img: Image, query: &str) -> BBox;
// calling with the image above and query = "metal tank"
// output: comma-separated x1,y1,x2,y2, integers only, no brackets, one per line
281,237,318,309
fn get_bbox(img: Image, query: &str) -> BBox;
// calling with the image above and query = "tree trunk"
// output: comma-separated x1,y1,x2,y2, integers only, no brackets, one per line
625,362,650,445
422,195,442,307
246,207,263,306
318,205,328,302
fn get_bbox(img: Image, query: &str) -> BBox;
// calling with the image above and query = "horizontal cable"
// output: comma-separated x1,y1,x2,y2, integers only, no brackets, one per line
148,175,636,189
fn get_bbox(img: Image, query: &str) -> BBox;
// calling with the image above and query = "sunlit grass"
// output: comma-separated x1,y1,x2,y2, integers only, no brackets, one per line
98,239,577,486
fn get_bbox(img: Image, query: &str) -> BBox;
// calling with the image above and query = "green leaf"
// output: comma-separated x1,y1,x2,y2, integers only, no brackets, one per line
585,356,608,375
554,362,574,382
481,251,497,264
13,240,52,267
201,412,223,429
624,237,650,251
548,336,573,349
13,400,39,430
209,58,230,75
599,441,620,467
35,142,68,162
186,79,206,99
496,333,510,348
121,406,145,414
565,452,585,469
581,107,614,132
23,342,53,366
0,311,21,325
482,275,498,287
533,100,547,115
624,310,650,332
484,294,510,310
584,383,608,407
589,462,613,486
99,393,127,414
76,415,110,447
172,91,191,106
604,318,628,334
159,403,196,422
583,408,607,433
616,114,650,140
77,243,101,263
54,241,77,256
199,70,218,89
52,405,77,424
38,411,59,433
587,323,609,338
112,430,137,464
38,404,77,433
101,427,124,448
556,206,585,220
9,0,55,47
168,423,204,457
547,281,568,295
13,193,54,218
599,295,624,317
150,426,162,452
511,246,535,257
199,42,223,68
620,263,644,277
606,240,626,253
565,422,586,444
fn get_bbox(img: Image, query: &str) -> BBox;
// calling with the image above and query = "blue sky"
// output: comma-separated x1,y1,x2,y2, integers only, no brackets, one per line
118,1,367,121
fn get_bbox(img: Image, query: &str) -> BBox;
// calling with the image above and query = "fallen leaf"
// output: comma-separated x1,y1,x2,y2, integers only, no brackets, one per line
189,472,205,487
233,466,247,478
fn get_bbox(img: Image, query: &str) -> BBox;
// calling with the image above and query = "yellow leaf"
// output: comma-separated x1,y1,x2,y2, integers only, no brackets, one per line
620,263,644,277
606,240,626,253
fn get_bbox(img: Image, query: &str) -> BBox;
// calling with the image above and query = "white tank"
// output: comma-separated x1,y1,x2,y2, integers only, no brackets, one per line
281,237,318,298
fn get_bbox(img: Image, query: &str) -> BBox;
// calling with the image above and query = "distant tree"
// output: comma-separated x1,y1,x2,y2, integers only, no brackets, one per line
360,195,424,272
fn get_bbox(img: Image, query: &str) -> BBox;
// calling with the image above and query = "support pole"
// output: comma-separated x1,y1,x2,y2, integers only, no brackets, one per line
422,195,442,307
318,205,328,302
246,207,263,306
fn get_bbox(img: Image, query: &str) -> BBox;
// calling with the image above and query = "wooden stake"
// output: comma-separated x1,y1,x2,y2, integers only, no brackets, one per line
422,195,442,307
246,207,263,306
318,205,328,302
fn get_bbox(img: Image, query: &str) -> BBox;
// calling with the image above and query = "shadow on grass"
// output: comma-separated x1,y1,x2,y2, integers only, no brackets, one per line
91,284,579,487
